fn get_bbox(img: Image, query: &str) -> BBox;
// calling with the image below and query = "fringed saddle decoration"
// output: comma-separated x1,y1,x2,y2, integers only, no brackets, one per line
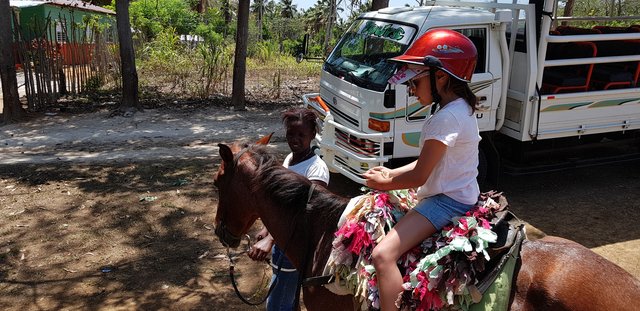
324,190,511,311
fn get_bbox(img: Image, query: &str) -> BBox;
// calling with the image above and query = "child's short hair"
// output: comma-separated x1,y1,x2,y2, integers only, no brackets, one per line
282,107,318,134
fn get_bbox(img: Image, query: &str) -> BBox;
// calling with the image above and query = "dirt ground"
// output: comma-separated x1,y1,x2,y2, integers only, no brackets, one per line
1,100,639,311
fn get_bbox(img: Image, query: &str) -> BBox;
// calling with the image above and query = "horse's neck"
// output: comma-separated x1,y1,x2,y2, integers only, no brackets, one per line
260,191,346,273
257,196,308,266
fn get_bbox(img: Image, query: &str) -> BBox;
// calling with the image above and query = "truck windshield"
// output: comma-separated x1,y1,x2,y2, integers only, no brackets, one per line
324,19,417,92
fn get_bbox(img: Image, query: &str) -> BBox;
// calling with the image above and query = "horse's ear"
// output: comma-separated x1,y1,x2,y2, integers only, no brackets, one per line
218,143,234,164
256,132,274,145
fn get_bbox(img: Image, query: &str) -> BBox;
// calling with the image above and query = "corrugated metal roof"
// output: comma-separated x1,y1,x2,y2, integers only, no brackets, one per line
10,0,115,15
10,0,45,8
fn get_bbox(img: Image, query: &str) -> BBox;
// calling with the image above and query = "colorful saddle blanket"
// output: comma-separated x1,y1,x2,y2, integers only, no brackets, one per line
323,189,513,311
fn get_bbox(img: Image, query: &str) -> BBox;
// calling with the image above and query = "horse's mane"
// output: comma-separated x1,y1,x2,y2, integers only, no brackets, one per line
250,147,349,218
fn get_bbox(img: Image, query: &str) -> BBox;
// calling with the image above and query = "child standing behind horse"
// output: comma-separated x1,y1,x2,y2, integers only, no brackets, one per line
248,107,330,311
363,29,481,311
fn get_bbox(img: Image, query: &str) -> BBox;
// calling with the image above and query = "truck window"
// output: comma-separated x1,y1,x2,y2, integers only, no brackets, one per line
454,28,487,73
324,19,418,92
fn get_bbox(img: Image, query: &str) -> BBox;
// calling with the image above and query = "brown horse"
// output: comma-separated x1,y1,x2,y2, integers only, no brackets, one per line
213,138,640,311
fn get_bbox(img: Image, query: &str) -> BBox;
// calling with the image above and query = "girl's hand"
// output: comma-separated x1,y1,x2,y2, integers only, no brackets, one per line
363,168,391,190
248,232,273,262
366,166,391,178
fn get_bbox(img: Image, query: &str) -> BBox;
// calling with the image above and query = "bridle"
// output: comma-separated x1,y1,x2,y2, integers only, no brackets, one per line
215,146,251,248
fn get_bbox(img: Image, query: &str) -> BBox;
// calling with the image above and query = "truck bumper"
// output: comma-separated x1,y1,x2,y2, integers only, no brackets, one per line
302,93,393,184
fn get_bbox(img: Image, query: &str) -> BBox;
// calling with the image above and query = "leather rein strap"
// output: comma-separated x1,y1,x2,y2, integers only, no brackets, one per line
293,183,317,310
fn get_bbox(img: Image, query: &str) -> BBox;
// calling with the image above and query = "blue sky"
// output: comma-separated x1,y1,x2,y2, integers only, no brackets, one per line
294,0,416,12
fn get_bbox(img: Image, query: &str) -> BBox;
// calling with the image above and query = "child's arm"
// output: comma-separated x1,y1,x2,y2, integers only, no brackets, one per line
364,139,446,190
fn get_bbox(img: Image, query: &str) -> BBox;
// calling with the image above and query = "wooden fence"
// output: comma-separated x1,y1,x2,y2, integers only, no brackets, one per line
12,12,119,111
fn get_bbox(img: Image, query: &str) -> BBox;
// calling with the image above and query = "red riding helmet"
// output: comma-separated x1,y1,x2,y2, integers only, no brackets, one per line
389,29,477,83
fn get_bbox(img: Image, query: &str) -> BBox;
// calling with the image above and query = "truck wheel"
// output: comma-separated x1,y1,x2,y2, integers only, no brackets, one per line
477,147,488,190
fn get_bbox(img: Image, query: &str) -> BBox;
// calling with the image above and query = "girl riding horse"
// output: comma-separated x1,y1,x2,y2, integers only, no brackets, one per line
363,29,482,311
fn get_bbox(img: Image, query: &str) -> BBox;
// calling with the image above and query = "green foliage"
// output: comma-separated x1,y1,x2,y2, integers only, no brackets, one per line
248,40,279,61
558,0,640,27
85,75,105,92
144,28,180,61
194,32,234,98
281,38,301,56
197,7,230,38
124,0,199,40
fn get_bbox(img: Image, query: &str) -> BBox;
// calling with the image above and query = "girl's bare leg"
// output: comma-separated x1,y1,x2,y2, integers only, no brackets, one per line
371,210,437,311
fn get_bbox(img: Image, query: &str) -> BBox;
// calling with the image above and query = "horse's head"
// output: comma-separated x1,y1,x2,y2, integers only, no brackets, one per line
213,133,273,248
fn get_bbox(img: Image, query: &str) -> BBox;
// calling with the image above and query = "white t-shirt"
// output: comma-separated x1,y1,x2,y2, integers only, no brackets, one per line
283,153,330,185
416,98,480,205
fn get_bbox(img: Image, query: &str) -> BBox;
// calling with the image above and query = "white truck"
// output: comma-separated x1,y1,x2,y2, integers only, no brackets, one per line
302,0,640,186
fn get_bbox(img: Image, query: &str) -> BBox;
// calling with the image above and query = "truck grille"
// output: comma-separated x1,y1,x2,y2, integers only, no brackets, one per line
326,101,359,128
334,128,381,157
335,154,366,176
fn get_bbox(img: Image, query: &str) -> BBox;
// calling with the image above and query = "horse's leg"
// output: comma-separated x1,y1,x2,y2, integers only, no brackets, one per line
303,286,357,311
511,236,640,311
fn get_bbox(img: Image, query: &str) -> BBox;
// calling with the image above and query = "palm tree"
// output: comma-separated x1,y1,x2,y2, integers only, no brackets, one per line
264,0,277,19
323,0,338,56
303,1,328,34
279,0,297,18
251,0,265,40
220,0,235,37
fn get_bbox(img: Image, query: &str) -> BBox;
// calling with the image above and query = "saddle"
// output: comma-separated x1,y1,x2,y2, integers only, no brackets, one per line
307,190,527,311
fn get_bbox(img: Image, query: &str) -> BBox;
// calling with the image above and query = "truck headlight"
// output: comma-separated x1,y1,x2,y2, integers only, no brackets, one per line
368,118,390,132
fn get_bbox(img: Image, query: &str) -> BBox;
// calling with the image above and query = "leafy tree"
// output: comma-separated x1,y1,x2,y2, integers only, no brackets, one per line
279,0,297,18
123,0,199,40
219,0,236,37
232,0,250,110
199,6,231,36
324,0,337,55
251,0,265,40
0,0,24,123
116,0,141,115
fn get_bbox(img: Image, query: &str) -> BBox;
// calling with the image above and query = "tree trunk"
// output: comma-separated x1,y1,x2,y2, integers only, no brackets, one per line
609,0,616,17
257,4,263,41
197,0,206,13
323,0,336,56
0,0,24,123
370,0,389,11
231,0,249,111
563,0,574,17
115,0,140,116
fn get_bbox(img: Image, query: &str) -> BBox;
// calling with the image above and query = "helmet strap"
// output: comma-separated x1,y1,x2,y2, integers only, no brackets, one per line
429,68,442,105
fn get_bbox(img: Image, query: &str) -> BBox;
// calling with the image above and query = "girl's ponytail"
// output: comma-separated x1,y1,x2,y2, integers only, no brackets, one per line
450,79,478,114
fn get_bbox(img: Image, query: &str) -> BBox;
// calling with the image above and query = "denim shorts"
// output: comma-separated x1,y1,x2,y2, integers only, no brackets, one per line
414,194,474,230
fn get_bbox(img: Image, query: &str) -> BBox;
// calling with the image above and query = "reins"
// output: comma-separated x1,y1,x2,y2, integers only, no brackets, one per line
227,234,285,305
293,183,317,310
